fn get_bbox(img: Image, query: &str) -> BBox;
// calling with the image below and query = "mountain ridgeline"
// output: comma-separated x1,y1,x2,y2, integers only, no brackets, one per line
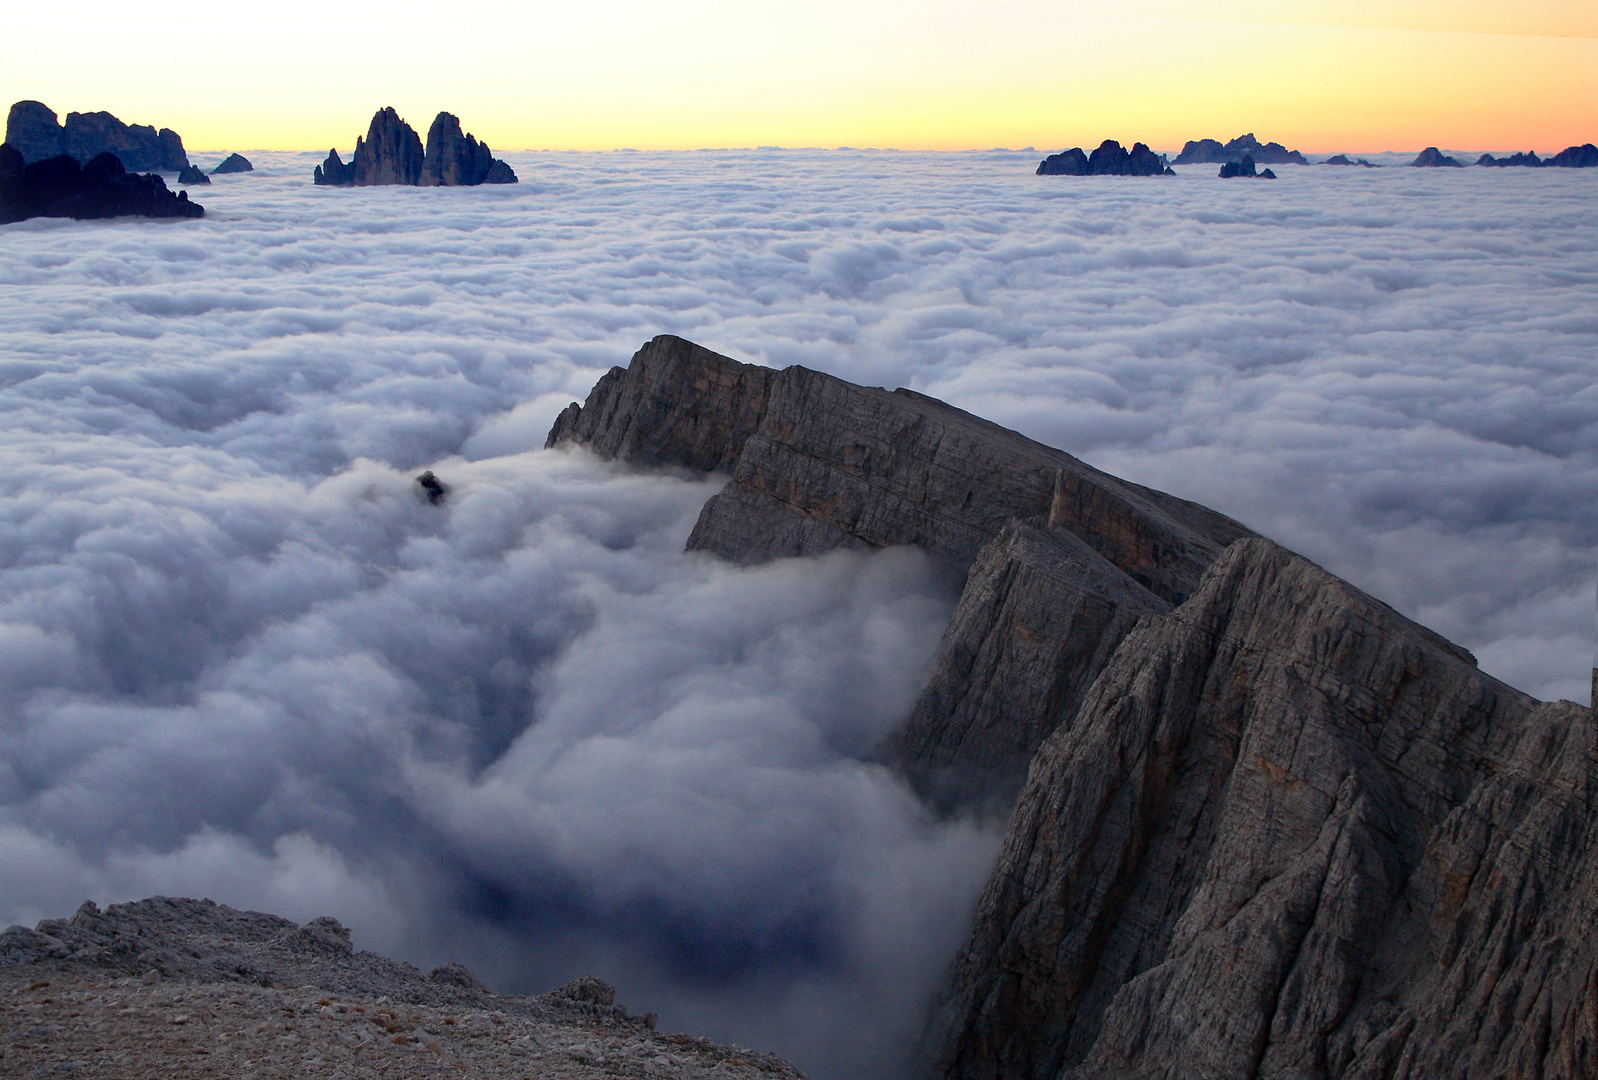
315,107,517,187
548,335,1598,1080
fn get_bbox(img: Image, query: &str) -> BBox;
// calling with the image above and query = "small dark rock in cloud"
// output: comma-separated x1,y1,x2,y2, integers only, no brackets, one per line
1322,154,1378,167
415,470,449,505
1411,147,1463,167
212,152,254,174
177,163,210,185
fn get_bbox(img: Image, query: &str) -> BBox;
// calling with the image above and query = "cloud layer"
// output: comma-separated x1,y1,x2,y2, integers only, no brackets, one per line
1,151,1594,1076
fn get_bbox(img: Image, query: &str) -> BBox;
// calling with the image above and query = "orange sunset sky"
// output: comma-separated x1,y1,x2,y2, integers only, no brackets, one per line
3,0,1594,153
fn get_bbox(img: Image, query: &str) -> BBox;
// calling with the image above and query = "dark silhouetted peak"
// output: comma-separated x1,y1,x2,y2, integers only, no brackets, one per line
316,108,515,187
1036,147,1089,175
1548,142,1598,167
1411,146,1463,167
422,112,494,186
483,159,518,183
1218,155,1275,179
1322,153,1378,166
351,106,424,186
1477,150,1543,167
212,152,253,174
177,163,210,185
1174,132,1307,165
1,150,202,224
1038,140,1171,177
5,100,65,162
6,101,188,170
313,148,356,187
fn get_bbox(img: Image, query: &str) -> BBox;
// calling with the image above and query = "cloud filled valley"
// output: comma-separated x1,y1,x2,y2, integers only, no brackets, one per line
1,150,1595,1078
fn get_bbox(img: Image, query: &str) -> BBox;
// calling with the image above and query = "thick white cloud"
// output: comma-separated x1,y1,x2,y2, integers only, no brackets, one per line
0,151,1594,1077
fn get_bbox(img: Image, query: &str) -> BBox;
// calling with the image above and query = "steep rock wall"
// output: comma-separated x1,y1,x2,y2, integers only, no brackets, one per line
932,538,1598,1080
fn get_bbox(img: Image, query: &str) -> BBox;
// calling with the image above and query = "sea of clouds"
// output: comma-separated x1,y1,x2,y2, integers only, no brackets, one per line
1,149,1594,1077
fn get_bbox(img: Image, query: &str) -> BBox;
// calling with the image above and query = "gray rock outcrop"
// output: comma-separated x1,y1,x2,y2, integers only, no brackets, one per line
547,335,1252,801
933,538,1597,1080
5,100,188,170
1219,155,1277,179
176,162,210,185
420,111,517,185
550,335,1598,1080
212,152,253,174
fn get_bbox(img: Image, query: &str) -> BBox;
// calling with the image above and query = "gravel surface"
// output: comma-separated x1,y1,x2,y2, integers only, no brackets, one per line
1,898,805,1079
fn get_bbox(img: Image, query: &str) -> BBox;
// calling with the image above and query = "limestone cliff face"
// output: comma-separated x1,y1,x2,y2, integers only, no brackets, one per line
352,107,424,186
547,335,1253,802
885,521,1170,810
549,337,1598,1080
548,335,1252,599
420,112,518,186
933,538,1598,1080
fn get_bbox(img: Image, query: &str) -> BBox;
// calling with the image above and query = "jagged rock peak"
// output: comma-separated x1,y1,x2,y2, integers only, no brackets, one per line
177,162,210,185
353,106,424,186
1038,140,1173,176
1173,133,1308,165
1411,146,1463,167
421,112,517,185
5,100,188,170
1548,142,1598,168
212,152,254,174
315,108,516,187
931,536,1598,1080
2,150,203,225
547,335,1253,600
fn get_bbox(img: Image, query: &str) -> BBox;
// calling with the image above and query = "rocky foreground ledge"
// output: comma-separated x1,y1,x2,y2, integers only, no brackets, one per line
551,336,1598,1080
0,896,804,1079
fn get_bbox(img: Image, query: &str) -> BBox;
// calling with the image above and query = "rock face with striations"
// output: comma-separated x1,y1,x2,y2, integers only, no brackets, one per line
421,111,518,185
551,335,1598,1080
1174,133,1307,166
548,335,1252,801
1,146,204,224
316,107,516,187
6,100,189,170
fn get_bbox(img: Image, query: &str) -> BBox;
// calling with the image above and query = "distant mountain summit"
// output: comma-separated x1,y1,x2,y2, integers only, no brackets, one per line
5,100,189,171
1036,140,1173,176
1173,133,1307,165
1411,146,1464,167
315,107,517,187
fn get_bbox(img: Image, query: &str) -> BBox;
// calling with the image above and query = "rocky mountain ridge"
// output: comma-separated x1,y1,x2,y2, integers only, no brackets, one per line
1036,140,1173,176
314,106,517,187
1,145,204,224
5,100,188,171
1174,134,1307,166
548,335,1597,1080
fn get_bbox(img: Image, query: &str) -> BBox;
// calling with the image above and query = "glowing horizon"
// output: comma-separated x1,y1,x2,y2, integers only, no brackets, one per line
3,1,1594,155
